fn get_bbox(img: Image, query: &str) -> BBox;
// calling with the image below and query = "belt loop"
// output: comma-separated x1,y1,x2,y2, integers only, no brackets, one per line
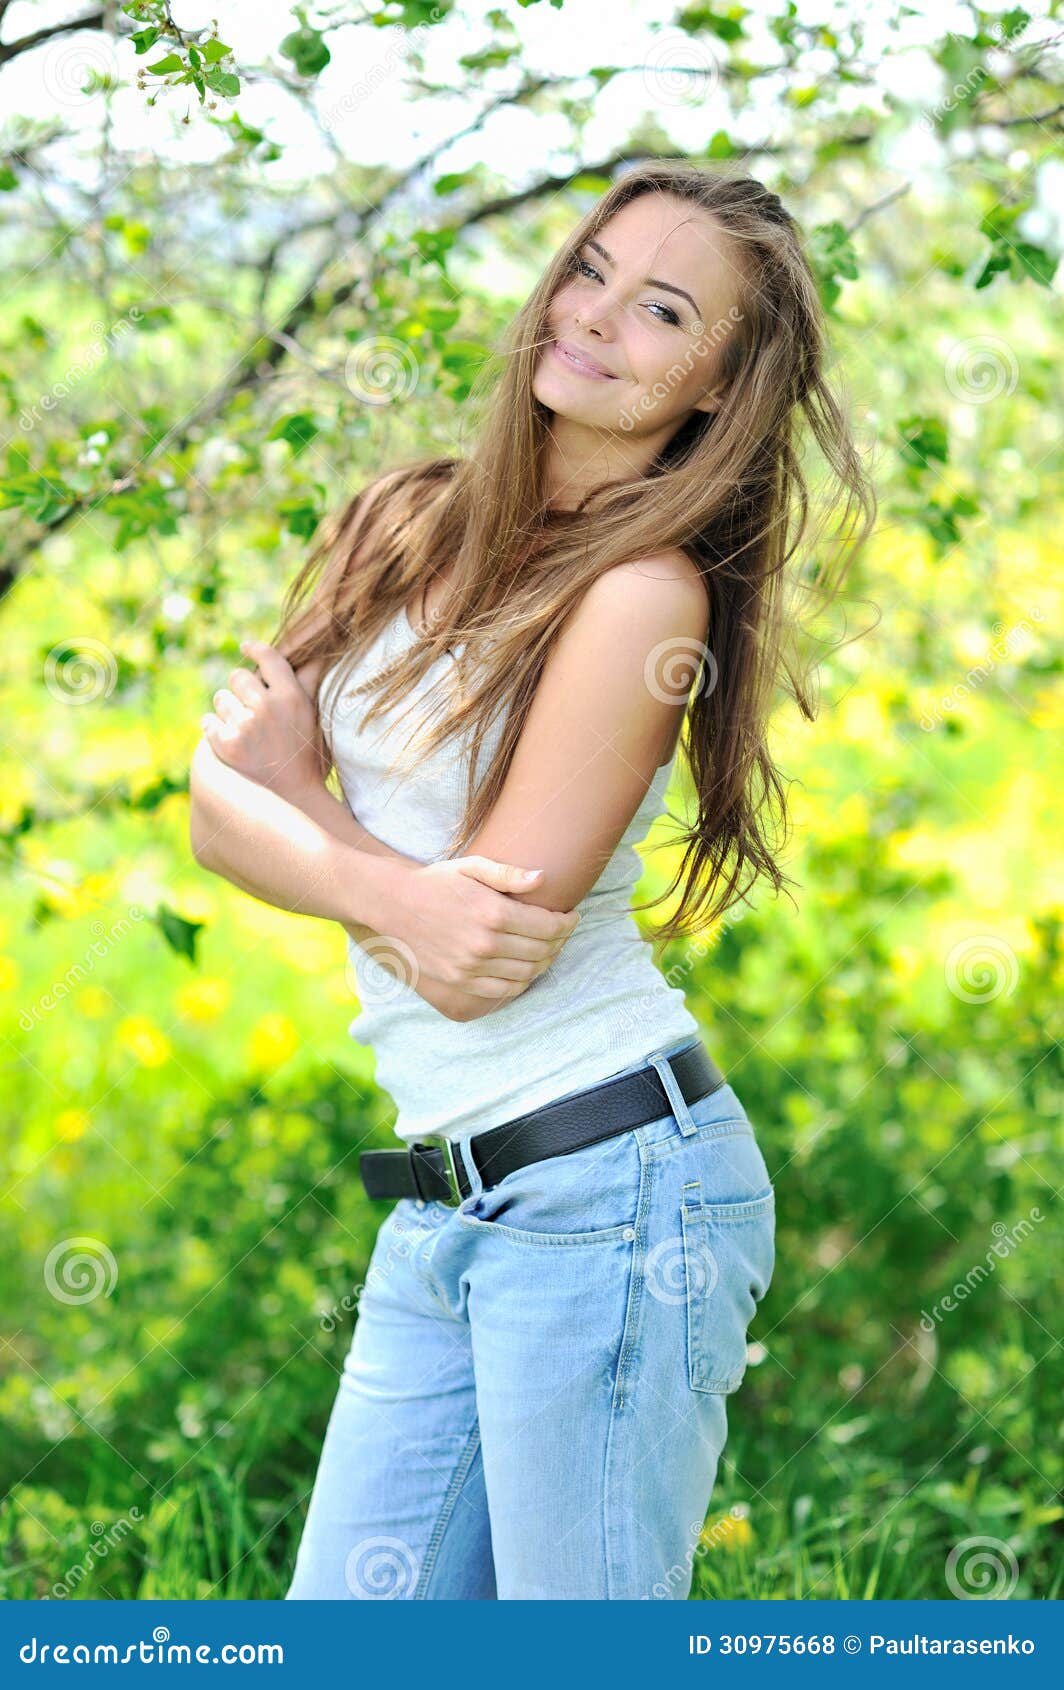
648,1051,699,1137
455,1132,485,1200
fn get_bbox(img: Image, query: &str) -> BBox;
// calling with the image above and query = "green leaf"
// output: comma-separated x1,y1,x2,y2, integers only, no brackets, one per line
806,220,860,309
155,904,205,964
267,413,320,456
279,27,331,76
130,26,161,54
146,53,185,74
202,38,232,63
420,303,461,331
433,171,478,196
979,203,1025,241
205,67,240,97
897,415,949,470
678,6,746,41
973,244,1012,289
0,472,77,522
278,497,324,540
0,166,17,191
1009,241,1058,287
458,46,518,70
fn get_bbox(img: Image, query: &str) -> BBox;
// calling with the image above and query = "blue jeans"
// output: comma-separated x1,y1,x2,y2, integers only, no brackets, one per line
285,1037,776,1601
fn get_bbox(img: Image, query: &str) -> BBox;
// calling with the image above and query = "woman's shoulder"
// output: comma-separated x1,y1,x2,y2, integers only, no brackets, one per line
580,549,710,638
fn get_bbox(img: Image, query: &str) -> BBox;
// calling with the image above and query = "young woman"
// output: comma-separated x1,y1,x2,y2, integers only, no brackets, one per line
189,161,875,1600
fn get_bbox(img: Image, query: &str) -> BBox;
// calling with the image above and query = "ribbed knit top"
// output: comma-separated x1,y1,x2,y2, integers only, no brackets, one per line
318,602,700,1143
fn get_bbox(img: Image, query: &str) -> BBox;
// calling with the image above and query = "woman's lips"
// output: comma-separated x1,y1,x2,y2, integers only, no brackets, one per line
551,339,618,380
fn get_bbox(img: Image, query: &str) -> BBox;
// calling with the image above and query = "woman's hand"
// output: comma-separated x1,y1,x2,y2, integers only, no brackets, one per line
352,856,581,1020
200,638,328,800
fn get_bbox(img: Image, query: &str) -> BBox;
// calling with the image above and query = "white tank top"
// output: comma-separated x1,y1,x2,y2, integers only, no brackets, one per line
318,602,700,1143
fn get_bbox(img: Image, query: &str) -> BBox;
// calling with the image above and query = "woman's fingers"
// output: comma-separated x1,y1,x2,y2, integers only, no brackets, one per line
240,639,298,692
228,667,266,708
200,710,239,751
212,687,251,725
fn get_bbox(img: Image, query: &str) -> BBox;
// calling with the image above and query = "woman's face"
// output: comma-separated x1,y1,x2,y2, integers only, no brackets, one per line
532,191,745,440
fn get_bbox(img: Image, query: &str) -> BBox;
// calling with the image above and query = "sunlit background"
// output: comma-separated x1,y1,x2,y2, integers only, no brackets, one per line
0,0,1060,1599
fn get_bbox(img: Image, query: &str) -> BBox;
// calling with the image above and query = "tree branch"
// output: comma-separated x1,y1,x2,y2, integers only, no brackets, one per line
0,8,106,66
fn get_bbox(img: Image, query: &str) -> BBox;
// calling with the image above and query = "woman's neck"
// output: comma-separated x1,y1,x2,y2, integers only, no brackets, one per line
541,412,677,510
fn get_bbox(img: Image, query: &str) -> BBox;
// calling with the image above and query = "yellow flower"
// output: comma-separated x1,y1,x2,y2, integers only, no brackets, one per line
117,1015,172,1067
248,1013,300,1070
699,1510,753,1552
54,1109,91,1142
175,976,232,1022
1028,685,1061,733
76,986,109,1018
888,944,925,985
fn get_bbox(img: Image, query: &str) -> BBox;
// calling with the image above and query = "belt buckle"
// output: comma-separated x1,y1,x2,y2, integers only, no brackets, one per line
414,1134,464,1208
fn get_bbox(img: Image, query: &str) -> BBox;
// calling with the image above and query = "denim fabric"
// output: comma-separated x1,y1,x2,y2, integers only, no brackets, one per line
285,1037,776,1601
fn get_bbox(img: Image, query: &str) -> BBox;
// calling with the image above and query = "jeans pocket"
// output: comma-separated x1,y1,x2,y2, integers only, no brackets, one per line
457,1127,643,1245
679,1182,775,1394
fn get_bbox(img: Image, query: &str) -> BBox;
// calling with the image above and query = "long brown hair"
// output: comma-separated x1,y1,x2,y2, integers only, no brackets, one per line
273,161,877,944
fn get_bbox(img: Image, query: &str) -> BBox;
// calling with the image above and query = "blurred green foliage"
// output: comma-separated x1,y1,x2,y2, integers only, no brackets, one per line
0,0,1060,1602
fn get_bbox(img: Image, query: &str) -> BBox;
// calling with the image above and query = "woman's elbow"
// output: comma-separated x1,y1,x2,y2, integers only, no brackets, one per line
189,800,217,869
188,744,219,868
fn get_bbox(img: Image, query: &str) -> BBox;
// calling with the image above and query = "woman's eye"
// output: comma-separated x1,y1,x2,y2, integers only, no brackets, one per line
572,258,681,327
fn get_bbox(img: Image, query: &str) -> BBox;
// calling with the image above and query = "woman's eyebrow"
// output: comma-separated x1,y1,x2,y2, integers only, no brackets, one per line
584,237,701,316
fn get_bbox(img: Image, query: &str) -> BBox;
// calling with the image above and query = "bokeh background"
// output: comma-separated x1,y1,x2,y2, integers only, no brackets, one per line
0,0,1060,1600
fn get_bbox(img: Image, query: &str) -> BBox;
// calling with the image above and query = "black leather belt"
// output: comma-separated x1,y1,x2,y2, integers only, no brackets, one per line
359,1039,725,1208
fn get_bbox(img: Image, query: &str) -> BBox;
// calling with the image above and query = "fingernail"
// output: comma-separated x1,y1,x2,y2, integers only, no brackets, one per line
520,868,542,880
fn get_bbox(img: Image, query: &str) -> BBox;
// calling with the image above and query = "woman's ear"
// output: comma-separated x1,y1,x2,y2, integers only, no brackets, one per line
692,380,727,416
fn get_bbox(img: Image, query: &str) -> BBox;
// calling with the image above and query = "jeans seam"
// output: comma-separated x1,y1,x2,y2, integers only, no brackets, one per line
603,1138,653,1598
412,1418,482,1598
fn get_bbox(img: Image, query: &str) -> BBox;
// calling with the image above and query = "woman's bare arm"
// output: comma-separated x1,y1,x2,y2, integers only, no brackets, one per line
189,736,402,935
189,738,577,1020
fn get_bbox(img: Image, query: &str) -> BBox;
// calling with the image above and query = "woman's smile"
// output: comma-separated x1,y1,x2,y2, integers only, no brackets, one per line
551,338,620,380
